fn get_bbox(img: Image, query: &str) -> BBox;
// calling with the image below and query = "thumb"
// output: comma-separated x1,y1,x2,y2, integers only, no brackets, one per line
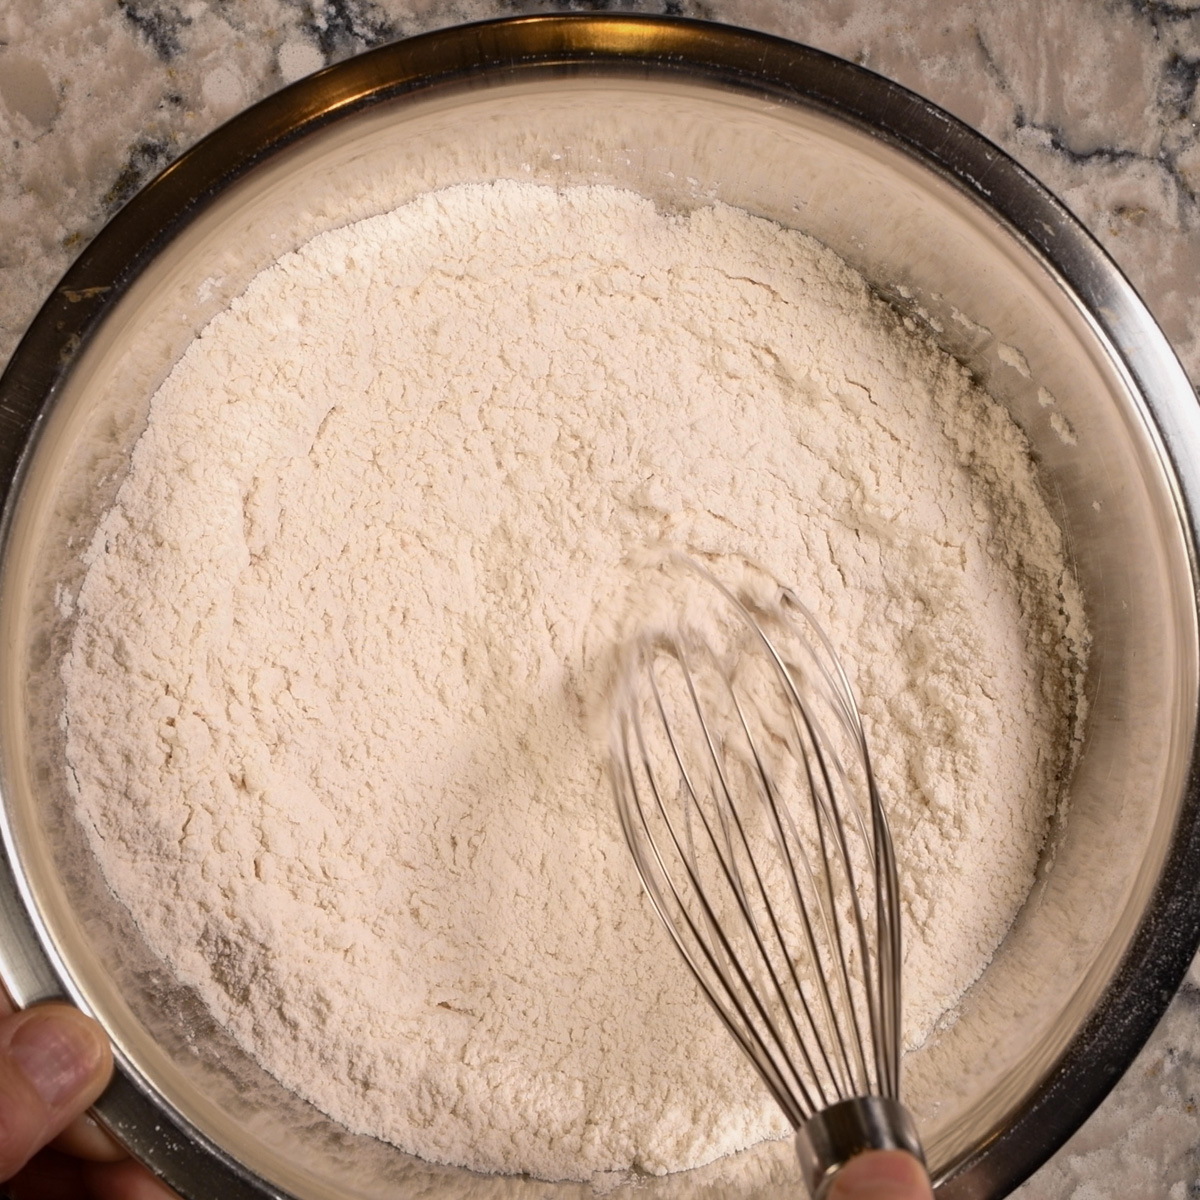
827,1149,934,1200
0,1004,113,1181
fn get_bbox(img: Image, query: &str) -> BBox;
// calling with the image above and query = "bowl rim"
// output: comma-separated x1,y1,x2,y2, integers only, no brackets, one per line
1,13,1199,1200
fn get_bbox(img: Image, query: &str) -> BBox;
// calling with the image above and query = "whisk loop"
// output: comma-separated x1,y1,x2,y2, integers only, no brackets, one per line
608,556,923,1195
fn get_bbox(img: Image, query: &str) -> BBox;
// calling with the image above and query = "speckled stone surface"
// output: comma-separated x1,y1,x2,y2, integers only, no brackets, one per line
1,2,1198,1197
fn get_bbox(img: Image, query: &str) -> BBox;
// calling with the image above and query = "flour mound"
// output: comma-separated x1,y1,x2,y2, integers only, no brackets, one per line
63,182,1085,1181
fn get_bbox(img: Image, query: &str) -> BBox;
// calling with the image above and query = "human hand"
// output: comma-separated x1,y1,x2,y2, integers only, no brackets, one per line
828,1149,935,1200
0,997,178,1199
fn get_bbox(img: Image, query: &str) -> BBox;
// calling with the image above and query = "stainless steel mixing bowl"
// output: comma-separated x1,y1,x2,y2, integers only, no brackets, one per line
0,15,1198,1200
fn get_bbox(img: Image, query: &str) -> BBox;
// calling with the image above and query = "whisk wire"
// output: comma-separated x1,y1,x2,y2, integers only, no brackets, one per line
701,653,844,1111
775,693,872,1097
702,575,882,1099
719,673,859,1102
653,643,831,1123
615,763,812,1123
609,557,905,1132
623,649,820,1125
753,587,901,1102
869,759,903,1096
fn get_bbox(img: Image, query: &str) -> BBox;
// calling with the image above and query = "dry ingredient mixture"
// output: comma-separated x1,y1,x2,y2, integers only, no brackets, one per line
62,182,1086,1181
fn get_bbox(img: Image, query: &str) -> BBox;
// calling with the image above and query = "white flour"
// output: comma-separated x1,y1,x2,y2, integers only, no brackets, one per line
62,182,1086,1181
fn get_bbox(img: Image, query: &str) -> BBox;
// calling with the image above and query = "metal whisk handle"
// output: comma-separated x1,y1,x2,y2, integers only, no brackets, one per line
795,1096,926,1199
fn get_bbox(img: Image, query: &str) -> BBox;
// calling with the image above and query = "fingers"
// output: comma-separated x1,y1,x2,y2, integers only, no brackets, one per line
8,1150,180,1199
0,1005,112,1181
1,989,126,1164
5,1148,86,1199
0,1001,178,1198
49,1110,128,1163
82,1157,182,1199
828,1150,935,1200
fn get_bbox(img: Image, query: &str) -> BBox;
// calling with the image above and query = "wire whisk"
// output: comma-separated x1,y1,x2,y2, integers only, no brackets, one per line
608,555,923,1197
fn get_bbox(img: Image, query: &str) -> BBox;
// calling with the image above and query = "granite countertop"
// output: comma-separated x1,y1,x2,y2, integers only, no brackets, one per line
1,1,1198,1197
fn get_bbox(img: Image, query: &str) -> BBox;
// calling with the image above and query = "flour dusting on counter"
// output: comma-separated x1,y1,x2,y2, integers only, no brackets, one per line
62,181,1086,1181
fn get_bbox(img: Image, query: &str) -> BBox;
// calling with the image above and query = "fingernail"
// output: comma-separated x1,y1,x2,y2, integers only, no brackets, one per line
829,1150,932,1199
9,1012,106,1108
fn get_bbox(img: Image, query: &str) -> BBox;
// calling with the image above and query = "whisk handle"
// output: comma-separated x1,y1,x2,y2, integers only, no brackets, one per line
795,1096,925,1199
